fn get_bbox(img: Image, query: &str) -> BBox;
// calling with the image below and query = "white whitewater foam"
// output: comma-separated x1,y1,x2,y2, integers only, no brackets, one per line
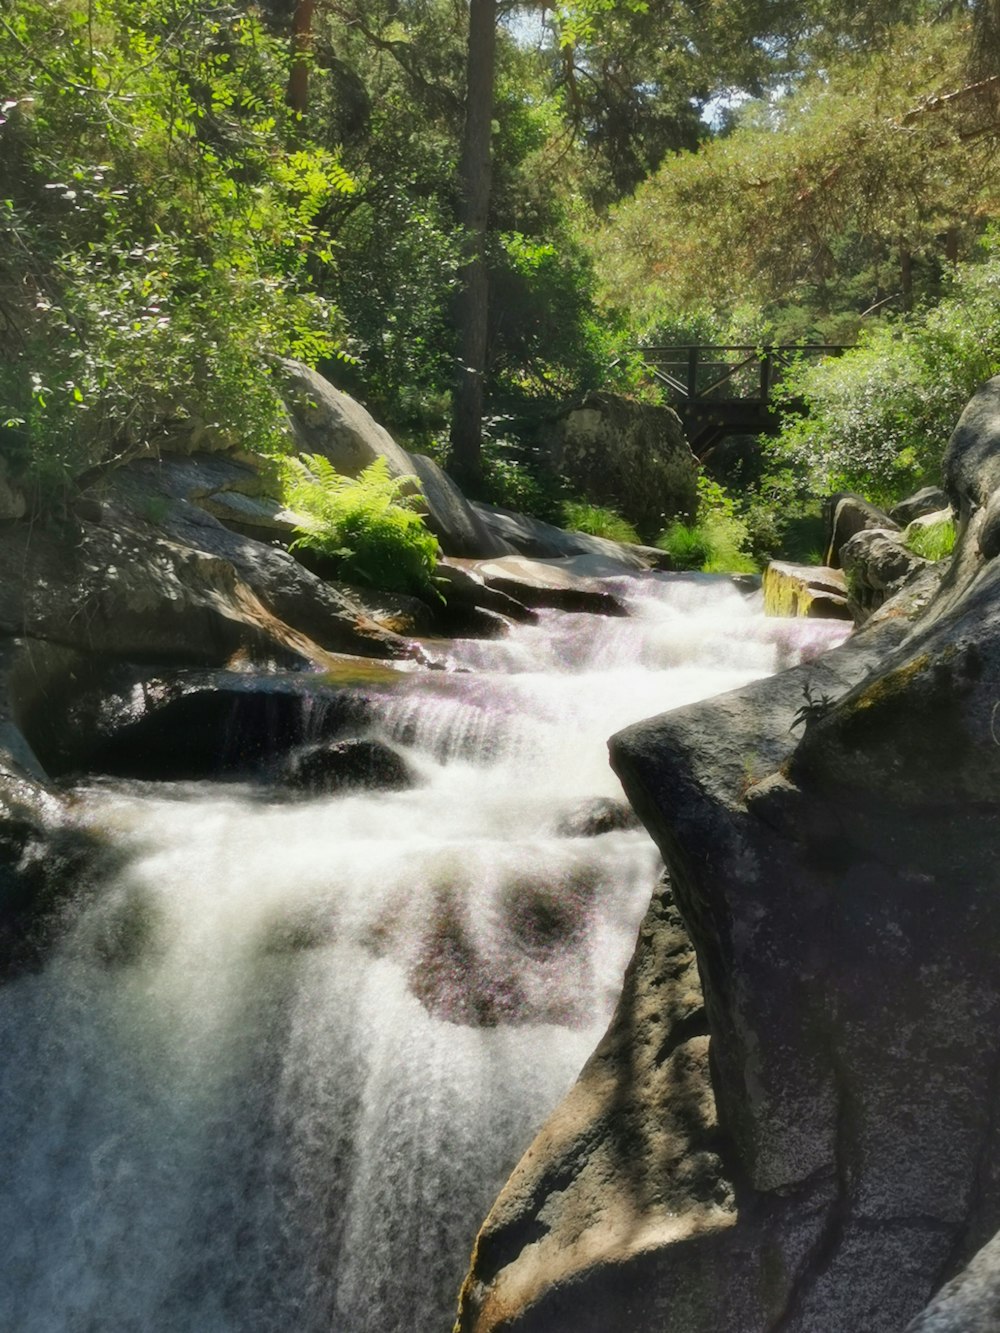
0,573,849,1332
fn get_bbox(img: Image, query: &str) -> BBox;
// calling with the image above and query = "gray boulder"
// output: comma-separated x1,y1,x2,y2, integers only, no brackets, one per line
457,378,1000,1332
890,485,950,527
840,526,929,620
541,391,698,541
103,456,413,660
943,374,1000,519
471,502,663,567
824,492,899,567
280,360,510,557
906,1230,1000,1331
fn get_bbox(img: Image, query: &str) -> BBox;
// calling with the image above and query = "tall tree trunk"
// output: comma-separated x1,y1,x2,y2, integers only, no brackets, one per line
287,0,317,115
449,0,496,493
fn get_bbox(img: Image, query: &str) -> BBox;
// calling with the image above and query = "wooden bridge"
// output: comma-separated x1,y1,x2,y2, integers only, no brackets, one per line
629,344,850,454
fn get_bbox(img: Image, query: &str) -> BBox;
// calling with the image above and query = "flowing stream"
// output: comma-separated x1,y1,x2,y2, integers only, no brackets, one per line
0,572,847,1333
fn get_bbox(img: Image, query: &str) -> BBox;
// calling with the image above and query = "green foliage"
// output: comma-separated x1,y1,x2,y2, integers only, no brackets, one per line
0,0,347,499
488,230,612,399
281,454,439,597
772,237,1000,500
592,18,997,329
477,436,566,523
656,476,757,573
561,501,640,544
904,516,956,561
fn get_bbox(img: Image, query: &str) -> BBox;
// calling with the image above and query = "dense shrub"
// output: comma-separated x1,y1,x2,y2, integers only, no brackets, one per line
0,0,346,500
656,476,757,573
773,239,1000,503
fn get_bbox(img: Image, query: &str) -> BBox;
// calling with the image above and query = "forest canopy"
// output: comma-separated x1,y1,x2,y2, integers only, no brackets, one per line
1,0,999,513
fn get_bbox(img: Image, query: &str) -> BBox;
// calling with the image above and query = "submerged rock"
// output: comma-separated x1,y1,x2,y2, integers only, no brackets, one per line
280,738,418,794
554,796,641,837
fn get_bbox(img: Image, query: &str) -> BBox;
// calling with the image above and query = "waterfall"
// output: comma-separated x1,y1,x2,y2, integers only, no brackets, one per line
0,573,848,1333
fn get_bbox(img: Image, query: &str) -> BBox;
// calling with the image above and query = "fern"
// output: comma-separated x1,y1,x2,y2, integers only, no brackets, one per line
281,454,439,597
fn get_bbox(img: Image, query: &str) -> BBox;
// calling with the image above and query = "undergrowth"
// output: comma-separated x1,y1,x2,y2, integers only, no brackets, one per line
561,501,640,544
656,476,757,573
281,454,439,598
904,516,956,562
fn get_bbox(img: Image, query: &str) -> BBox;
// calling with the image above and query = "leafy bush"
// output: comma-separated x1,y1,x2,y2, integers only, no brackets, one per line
773,238,1000,503
561,501,640,544
0,0,346,500
281,454,439,598
478,438,566,523
656,476,757,573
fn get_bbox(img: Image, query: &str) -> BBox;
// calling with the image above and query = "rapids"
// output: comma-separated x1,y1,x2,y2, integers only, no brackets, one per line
0,572,848,1333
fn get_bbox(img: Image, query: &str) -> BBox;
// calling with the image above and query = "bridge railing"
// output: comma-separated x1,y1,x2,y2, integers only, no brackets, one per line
630,344,850,404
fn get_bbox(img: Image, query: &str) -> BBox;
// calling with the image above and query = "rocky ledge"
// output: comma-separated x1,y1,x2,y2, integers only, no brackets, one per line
456,378,1000,1332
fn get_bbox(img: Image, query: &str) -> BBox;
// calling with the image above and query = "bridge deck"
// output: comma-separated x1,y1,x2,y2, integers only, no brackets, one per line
630,344,849,453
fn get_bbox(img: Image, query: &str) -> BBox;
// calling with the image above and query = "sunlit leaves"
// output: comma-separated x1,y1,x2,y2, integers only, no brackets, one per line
0,0,350,494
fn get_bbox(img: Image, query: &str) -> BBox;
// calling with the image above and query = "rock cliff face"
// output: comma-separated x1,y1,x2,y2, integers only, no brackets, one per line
456,378,1000,1332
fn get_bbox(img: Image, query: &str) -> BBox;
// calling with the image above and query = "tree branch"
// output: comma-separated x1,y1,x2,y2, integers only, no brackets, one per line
902,74,1000,124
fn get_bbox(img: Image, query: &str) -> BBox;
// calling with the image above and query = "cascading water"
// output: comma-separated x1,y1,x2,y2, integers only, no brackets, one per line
0,573,849,1333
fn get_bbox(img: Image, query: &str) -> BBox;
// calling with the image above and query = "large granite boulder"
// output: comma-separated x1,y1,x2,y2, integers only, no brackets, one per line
471,501,665,567
840,526,930,621
890,485,950,527
457,374,1000,1332
824,492,899,567
280,360,510,557
540,392,698,541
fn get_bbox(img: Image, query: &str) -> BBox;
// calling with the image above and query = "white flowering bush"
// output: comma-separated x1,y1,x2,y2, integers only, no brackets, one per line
773,238,1000,504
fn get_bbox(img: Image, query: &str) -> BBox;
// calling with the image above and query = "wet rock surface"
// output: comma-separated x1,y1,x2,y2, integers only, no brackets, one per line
280,738,419,794
554,796,641,837
458,377,1000,1333
458,554,630,616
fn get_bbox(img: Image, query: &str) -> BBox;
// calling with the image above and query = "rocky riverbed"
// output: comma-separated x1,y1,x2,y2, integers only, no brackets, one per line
2,367,999,1332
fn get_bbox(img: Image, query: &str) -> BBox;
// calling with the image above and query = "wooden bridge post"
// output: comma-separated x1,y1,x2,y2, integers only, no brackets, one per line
759,349,773,403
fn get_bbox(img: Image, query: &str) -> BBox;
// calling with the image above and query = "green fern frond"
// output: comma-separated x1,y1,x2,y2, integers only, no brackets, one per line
279,452,438,597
